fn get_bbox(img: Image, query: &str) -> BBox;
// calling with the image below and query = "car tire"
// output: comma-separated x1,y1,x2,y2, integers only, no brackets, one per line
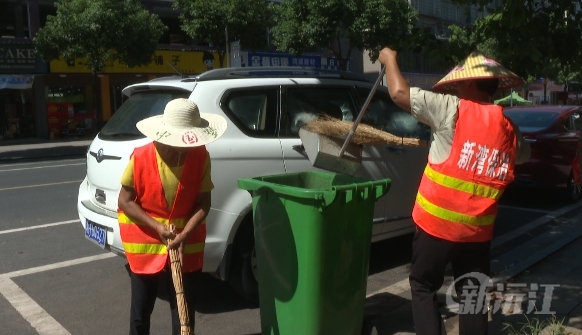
566,171,582,202
228,220,259,303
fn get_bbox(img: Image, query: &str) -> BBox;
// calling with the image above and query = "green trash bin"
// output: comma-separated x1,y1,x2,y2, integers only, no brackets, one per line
238,171,391,335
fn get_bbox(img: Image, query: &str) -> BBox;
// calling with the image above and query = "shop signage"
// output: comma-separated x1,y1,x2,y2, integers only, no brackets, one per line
234,51,350,71
527,80,563,91
49,50,222,74
0,75,34,89
0,43,47,74
402,72,442,90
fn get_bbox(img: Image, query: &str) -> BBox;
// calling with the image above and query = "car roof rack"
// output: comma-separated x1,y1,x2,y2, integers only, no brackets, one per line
180,66,371,83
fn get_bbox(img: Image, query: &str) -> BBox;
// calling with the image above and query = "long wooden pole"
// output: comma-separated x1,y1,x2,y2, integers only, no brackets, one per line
168,224,194,335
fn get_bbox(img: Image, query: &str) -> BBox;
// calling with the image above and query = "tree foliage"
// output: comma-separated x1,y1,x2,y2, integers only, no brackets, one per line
269,0,420,71
443,0,582,84
34,0,167,74
173,0,270,67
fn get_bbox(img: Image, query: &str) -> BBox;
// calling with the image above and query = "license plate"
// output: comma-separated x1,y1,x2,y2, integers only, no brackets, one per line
85,220,107,248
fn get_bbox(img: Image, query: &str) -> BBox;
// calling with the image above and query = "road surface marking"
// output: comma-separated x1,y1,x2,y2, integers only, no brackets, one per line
0,162,85,172
0,220,79,235
3,253,117,278
0,180,83,191
493,201,582,248
0,254,117,334
366,201,582,300
498,205,551,213
366,277,410,299
0,276,72,335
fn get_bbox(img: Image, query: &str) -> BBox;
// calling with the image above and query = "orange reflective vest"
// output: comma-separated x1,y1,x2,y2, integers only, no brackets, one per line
412,100,517,242
118,142,207,274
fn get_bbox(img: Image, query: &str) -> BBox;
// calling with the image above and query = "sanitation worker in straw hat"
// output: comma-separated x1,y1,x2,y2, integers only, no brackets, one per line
378,48,531,335
117,98,227,335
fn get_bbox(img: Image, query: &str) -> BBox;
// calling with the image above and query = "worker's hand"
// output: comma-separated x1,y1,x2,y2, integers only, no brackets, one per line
378,47,398,65
167,234,187,267
155,223,175,246
167,232,187,250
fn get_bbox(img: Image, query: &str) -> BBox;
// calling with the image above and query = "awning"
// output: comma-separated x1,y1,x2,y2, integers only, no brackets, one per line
0,75,34,89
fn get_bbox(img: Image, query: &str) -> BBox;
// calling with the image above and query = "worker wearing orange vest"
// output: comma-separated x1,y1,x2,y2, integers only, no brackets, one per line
379,48,531,335
118,98,227,335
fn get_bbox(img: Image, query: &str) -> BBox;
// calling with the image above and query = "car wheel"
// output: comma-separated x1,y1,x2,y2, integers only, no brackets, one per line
228,220,259,303
566,171,582,202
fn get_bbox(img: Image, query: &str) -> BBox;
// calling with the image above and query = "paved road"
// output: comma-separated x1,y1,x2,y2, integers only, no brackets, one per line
0,155,578,334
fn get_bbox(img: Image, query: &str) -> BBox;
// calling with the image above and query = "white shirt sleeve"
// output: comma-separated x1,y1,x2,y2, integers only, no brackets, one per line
410,87,460,164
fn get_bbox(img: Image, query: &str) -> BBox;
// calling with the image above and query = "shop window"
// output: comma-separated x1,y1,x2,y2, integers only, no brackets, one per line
47,86,93,138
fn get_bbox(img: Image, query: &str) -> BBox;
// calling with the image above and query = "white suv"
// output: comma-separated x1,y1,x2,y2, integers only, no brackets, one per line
77,67,429,301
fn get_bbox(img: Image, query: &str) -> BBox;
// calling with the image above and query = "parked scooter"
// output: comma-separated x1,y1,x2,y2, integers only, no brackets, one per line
61,119,85,137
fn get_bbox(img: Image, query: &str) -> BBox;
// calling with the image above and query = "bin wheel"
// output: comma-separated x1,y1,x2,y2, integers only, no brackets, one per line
228,221,259,303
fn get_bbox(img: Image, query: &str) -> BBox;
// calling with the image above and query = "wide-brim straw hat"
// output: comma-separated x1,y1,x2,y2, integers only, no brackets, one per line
433,51,524,93
136,98,227,147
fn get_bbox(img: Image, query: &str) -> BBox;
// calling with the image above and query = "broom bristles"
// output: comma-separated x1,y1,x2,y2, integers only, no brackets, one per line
302,114,428,147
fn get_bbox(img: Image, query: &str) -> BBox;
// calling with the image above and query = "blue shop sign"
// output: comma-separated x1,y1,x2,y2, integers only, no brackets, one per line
248,52,321,68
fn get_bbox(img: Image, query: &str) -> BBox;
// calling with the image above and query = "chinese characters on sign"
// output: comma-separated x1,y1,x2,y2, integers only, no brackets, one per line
0,44,47,74
457,141,510,180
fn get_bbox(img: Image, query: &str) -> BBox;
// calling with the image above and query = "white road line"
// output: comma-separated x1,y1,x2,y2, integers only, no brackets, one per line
366,277,411,299
498,205,551,213
0,159,85,168
0,276,72,335
0,220,79,235
0,163,85,172
493,201,582,248
366,201,582,300
0,180,82,191
4,253,117,278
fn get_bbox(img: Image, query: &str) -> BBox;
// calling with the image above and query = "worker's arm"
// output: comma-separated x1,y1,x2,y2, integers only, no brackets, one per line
378,47,411,112
167,191,211,250
118,185,175,245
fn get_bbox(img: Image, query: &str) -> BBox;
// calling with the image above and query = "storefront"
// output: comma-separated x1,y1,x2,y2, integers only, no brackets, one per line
0,42,47,140
47,48,223,139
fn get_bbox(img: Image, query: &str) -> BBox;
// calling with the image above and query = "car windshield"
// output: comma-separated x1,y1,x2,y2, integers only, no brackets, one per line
503,110,560,132
99,90,190,140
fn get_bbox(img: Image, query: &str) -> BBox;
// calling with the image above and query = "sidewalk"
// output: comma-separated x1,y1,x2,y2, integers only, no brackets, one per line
364,234,582,335
0,137,91,161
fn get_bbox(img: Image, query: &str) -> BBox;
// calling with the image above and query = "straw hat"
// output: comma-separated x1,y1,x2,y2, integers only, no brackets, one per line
136,98,227,147
433,51,524,93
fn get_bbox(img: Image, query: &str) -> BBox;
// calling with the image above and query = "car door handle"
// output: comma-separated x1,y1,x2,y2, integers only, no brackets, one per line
386,145,406,153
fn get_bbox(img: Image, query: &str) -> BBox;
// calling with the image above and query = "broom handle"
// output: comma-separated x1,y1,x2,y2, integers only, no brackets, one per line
338,65,386,157
168,225,194,335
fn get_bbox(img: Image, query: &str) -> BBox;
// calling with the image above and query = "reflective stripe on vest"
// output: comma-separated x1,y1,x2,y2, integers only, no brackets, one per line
119,213,206,255
412,100,516,242
118,142,207,274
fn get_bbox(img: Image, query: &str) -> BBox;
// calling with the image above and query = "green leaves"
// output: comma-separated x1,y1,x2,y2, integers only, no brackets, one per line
173,0,270,66
34,0,167,73
440,0,582,84
270,0,418,70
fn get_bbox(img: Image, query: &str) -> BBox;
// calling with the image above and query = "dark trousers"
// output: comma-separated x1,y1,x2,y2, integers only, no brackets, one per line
129,267,201,335
409,227,491,335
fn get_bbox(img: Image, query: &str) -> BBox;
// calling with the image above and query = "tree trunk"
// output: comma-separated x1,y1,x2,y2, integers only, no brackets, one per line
92,72,102,131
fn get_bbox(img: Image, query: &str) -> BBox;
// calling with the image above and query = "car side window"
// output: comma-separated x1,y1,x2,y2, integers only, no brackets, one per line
280,86,358,137
356,87,431,141
221,88,278,137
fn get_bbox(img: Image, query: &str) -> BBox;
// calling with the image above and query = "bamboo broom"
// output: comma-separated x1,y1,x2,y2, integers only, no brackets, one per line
302,114,429,147
168,224,194,335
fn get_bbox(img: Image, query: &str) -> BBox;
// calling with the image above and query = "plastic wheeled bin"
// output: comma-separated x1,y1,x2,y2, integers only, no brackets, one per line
238,171,391,335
